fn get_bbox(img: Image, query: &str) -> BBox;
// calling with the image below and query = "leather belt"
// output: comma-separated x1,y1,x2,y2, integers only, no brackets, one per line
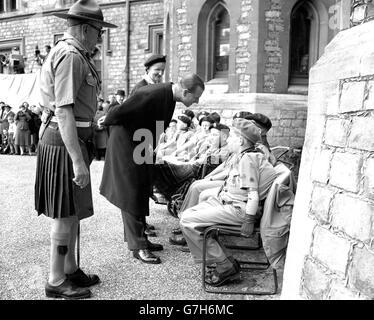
50,116,92,128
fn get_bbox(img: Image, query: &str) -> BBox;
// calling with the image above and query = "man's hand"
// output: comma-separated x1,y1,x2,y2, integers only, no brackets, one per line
72,160,90,189
240,214,257,238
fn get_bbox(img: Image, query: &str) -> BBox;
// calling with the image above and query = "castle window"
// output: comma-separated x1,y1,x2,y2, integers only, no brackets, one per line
0,0,18,12
145,23,164,54
197,1,230,84
212,7,230,79
289,1,312,86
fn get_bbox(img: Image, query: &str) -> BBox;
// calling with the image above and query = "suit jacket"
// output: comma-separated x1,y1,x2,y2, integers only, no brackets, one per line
129,79,148,97
99,83,175,216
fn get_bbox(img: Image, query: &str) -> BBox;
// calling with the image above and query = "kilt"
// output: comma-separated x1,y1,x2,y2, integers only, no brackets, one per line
34,124,95,220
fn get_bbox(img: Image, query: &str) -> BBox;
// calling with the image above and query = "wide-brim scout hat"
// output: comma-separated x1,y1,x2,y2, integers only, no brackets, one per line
232,118,261,144
53,0,118,28
144,54,167,68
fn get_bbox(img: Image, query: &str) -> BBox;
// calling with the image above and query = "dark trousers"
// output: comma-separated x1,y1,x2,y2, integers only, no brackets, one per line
121,210,148,250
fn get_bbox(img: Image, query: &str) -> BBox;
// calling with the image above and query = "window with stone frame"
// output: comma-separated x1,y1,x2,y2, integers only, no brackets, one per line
0,0,17,12
197,1,230,83
212,7,230,79
0,38,24,74
145,23,164,54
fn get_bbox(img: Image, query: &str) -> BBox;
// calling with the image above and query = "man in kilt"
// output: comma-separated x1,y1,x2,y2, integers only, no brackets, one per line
34,0,117,299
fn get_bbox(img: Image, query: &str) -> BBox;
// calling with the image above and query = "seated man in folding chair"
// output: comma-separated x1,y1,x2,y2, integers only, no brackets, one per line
179,118,278,287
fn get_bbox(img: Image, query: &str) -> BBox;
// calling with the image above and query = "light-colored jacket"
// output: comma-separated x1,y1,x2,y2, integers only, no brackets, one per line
260,163,296,269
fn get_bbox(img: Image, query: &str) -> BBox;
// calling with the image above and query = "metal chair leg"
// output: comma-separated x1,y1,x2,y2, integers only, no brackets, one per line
202,225,278,295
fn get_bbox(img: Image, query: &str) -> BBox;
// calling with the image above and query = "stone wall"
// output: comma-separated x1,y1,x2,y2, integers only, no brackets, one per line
263,0,283,93
281,20,374,300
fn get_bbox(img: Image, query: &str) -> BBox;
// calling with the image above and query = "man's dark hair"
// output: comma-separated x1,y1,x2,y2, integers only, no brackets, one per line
180,73,205,93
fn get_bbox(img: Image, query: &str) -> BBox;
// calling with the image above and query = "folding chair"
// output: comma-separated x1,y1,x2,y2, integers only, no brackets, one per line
201,163,293,295
202,225,278,295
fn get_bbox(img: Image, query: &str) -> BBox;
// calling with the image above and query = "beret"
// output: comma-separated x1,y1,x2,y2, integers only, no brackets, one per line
181,109,195,119
212,122,230,132
209,112,221,123
178,115,192,127
144,54,167,68
245,113,272,131
232,111,253,120
199,115,215,126
232,118,261,144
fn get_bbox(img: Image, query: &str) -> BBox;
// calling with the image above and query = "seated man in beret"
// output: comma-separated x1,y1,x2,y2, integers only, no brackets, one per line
179,118,278,286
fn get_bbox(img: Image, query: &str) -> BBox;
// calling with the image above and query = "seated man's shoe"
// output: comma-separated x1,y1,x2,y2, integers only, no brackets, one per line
169,235,187,246
45,279,91,299
205,266,241,287
146,240,164,251
133,249,161,264
66,268,100,287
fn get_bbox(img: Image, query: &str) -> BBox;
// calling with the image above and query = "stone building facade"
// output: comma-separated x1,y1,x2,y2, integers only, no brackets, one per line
0,0,351,148
281,19,374,300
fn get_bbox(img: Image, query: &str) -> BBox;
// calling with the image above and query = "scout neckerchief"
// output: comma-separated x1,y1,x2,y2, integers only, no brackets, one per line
57,33,102,94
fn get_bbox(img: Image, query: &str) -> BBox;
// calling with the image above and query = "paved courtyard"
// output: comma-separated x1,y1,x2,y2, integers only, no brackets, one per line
0,154,282,300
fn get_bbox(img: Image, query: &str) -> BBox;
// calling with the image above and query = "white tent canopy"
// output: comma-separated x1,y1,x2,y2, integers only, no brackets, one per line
0,71,42,111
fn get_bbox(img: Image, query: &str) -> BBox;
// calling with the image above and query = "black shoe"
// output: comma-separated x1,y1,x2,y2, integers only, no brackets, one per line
45,279,92,299
171,227,182,235
147,240,164,251
133,249,161,264
66,268,100,287
205,266,241,287
169,235,187,246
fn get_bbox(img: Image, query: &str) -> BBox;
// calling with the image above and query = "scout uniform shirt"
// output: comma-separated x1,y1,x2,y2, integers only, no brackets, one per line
218,150,278,212
40,32,99,121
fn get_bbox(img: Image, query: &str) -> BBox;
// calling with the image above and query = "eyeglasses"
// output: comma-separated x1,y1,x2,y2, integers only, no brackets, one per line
85,23,104,37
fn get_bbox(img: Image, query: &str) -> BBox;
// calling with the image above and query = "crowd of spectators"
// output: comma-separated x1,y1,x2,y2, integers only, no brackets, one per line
0,101,42,155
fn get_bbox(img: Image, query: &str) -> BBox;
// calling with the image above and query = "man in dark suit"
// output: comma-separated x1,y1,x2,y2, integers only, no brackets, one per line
100,73,205,264
129,54,167,238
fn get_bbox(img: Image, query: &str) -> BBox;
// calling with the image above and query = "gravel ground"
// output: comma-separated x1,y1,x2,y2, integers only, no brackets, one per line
0,154,282,300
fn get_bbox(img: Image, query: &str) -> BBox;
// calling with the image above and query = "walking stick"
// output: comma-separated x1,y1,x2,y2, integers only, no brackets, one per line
77,221,80,268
